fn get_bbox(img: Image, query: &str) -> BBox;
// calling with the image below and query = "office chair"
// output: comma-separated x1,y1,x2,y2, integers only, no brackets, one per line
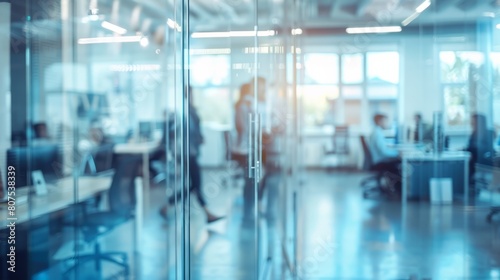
480,155,500,222
324,125,350,169
63,156,141,279
359,135,389,198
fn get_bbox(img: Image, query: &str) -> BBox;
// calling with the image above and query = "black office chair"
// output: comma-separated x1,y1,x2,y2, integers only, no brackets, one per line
359,135,388,198
63,156,141,279
482,155,500,222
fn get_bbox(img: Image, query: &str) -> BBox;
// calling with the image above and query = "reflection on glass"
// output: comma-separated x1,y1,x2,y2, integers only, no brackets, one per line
367,52,399,84
304,54,339,84
444,85,469,126
440,51,484,83
341,54,363,84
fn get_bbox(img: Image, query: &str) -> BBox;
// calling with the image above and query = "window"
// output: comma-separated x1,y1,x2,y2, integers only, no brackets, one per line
440,51,484,127
298,50,400,130
366,52,400,129
341,54,363,84
303,54,339,84
367,52,399,84
298,85,339,127
190,55,230,87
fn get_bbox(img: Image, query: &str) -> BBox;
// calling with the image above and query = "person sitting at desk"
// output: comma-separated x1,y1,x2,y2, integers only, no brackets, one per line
369,113,401,193
465,113,496,179
410,113,433,143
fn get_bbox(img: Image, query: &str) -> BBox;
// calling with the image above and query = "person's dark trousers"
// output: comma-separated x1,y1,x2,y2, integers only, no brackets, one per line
376,158,402,193
168,156,206,207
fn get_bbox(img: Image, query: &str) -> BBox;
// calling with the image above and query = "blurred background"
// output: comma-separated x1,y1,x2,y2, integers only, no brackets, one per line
1,0,500,279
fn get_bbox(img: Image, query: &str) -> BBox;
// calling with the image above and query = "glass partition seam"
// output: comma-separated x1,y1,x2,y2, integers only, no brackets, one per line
25,1,33,278
182,0,191,278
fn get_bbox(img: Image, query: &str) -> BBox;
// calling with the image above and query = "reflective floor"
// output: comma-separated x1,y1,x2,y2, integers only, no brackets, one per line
35,169,500,280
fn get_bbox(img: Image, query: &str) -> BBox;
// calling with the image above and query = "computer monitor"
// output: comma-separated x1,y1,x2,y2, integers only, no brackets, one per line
139,122,154,140
6,145,61,188
77,93,109,119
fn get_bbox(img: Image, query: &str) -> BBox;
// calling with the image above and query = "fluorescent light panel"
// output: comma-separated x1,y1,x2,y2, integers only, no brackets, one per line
101,21,127,35
291,28,302,35
416,0,431,13
78,36,142,44
402,12,420,26
402,0,431,27
191,30,275,38
346,26,402,34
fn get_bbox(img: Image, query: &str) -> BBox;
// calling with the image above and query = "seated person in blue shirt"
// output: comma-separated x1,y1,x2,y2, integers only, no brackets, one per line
369,114,401,192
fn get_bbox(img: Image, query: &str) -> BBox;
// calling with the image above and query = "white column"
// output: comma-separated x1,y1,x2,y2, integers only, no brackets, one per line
0,3,12,188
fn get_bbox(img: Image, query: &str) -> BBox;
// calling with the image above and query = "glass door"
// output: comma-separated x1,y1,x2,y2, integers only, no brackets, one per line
186,0,265,277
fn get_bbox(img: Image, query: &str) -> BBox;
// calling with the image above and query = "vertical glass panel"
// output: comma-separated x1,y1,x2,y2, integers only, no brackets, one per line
491,52,500,126
341,53,363,84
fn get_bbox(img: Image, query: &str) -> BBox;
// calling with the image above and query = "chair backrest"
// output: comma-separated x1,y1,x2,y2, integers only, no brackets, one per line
333,125,349,154
108,156,141,216
359,135,373,171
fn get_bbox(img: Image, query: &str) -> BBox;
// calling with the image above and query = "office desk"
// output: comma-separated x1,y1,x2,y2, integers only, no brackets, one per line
401,151,470,206
0,176,111,229
114,141,158,208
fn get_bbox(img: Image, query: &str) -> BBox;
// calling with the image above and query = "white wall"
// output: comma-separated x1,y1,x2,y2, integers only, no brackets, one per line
0,3,11,190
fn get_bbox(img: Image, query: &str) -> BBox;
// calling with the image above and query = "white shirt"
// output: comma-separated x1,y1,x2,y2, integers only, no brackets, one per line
369,126,399,164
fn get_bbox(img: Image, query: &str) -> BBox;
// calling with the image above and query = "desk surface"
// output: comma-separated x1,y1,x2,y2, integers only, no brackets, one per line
114,141,158,154
0,176,111,229
402,151,470,161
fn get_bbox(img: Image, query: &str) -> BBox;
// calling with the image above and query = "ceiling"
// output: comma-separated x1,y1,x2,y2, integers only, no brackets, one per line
5,0,500,45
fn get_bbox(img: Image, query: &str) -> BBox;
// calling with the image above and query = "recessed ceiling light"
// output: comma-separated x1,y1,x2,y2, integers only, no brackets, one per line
346,26,402,34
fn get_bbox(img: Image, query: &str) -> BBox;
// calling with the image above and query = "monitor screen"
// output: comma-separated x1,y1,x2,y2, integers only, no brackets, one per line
77,93,109,119
139,122,153,140
6,145,61,187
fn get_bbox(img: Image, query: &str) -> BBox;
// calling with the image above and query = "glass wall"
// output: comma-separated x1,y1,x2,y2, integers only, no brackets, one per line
2,0,500,279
